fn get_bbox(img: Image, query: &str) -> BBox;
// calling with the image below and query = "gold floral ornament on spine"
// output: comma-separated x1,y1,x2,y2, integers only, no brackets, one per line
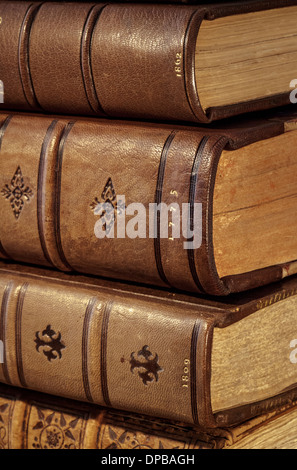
1,166,33,219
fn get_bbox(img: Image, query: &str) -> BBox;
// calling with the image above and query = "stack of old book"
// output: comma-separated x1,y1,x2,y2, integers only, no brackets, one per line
0,0,297,451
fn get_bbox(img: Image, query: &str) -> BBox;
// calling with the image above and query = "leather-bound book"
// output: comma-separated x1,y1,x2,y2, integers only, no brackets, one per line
1,1,297,123
1,261,297,429
1,109,297,295
1,382,297,450
0,383,223,450
0,1,247,3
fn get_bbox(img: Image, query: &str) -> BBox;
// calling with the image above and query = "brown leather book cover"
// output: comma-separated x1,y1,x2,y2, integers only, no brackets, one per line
0,0,241,2
2,381,297,449
0,383,223,450
2,0,261,2
2,382,297,449
1,260,297,429
0,109,297,295
0,1,296,122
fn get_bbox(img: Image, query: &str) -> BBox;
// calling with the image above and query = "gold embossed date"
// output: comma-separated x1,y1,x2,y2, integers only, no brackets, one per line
182,358,190,388
175,52,182,78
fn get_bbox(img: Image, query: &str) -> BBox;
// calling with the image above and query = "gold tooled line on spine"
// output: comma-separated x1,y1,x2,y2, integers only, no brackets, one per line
17,3,42,110
15,283,29,389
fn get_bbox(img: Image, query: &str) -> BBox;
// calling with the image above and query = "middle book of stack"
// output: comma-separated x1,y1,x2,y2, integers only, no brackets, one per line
1,0,297,445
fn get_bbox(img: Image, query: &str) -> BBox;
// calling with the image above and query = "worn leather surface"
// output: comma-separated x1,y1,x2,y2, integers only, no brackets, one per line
0,109,294,295
1,261,297,428
0,1,296,122
0,261,219,428
2,380,297,448
0,383,225,449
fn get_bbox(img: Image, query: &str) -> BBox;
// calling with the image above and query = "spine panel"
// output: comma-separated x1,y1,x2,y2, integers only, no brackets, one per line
0,113,225,294
0,383,221,449
0,269,211,426
0,2,199,121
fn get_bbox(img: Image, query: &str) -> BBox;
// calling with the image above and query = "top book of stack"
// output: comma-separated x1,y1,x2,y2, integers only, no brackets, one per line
1,0,297,123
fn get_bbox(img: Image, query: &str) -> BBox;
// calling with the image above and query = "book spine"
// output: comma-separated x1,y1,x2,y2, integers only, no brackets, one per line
0,383,223,449
0,267,217,427
1,1,295,123
0,2,206,122
0,112,229,296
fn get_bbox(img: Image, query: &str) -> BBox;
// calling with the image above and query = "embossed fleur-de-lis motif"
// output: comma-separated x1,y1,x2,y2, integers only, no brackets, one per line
130,345,163,386
34,325,65,362
1,166,33,219
90,177,125,235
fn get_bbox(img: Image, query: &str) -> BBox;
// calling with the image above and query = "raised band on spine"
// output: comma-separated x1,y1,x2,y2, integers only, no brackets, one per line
82,297,97,402
0,282,13,384
53,121,76,272
187,136,209,293
37,119,59,267
154,131,177,286
190,320,200,425
17,3,42,110
80,4,108,115
15,283,29,388
100,301,113,407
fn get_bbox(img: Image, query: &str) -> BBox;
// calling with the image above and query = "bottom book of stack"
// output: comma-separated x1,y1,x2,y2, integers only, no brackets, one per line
1,382,297,450
1,260,297,449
